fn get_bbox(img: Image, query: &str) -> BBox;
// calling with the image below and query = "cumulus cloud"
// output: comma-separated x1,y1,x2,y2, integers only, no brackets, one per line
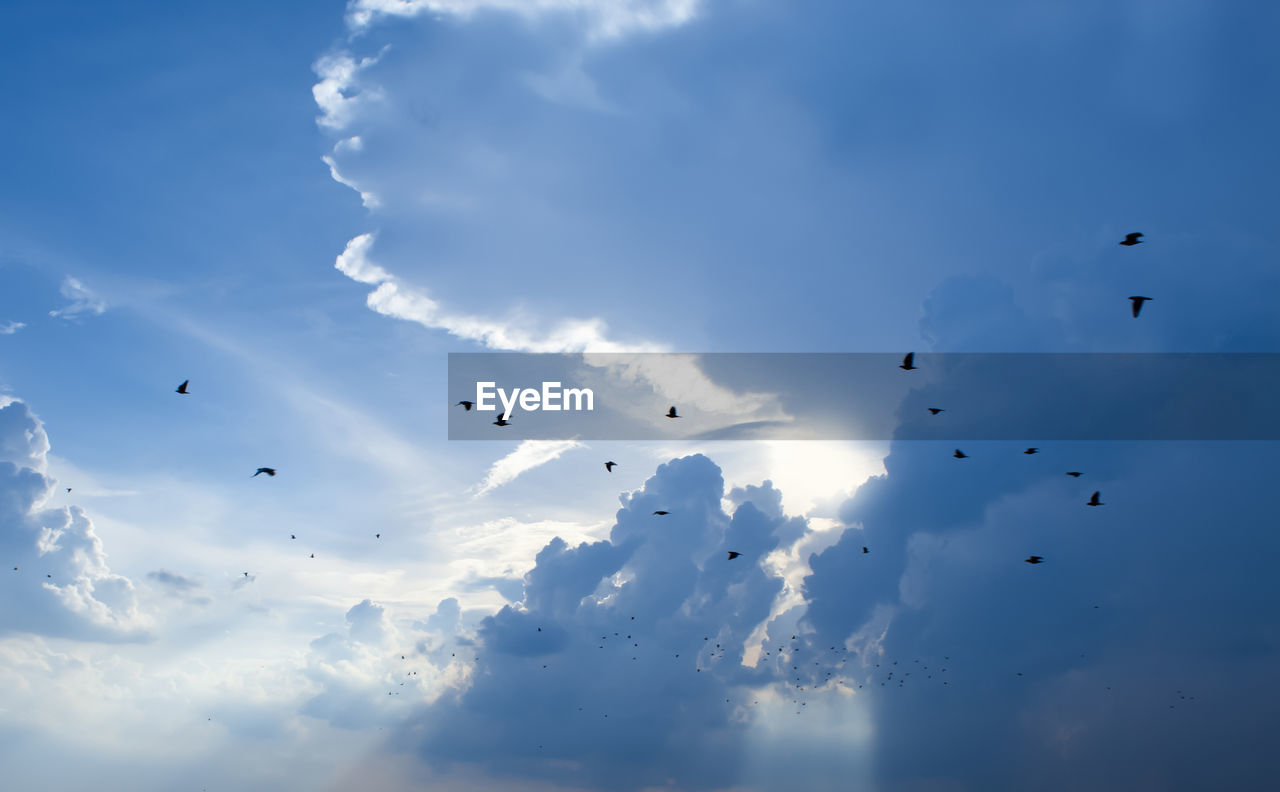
48,277,106,320
475,439,584,496
390,454,826,789
0,400,147,640
312,51,386,131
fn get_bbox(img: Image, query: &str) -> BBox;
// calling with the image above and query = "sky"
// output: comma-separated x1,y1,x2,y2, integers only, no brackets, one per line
1,1,1278,790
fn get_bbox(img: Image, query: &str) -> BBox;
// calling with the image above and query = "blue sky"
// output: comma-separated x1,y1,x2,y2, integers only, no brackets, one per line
1,1,1278,790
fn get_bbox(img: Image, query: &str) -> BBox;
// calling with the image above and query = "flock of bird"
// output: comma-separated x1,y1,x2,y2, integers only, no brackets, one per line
13,232,1185,736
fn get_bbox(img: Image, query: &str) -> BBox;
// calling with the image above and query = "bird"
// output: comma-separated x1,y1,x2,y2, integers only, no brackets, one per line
1025,556,1044,564
1119,232,1143,246
605,461,617,472
1087,491,1104,506
66,488,71,493
375,533,381,539
899,352,917,371
176,380,189,394
953,449,967,459
290,534,296,539
727,551,741,560
928,408,944,415
666,406,680,419
862,546,869,554
1024,448,1039,455
253,468,276,477
653,510,670,516
493,415,511,427
1066,472,1083,477
1129,296,1152,317
310,554,315,558
243,572,250,577
456,400,474,411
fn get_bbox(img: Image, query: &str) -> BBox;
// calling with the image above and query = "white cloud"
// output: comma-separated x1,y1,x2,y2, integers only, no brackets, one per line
0,400,148,640
322,154,382,208
0,321,24,335
345,0,703,42
48,277,106,320
332,232,663,353
475,439,583,495
312,51,386,131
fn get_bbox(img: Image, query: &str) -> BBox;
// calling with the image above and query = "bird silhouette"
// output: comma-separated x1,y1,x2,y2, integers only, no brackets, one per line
953,449,968,459
653,510,670,516
862,546,869,554
253,468,276,477
176,380,189,394
899,352,917,371
928,408,944,415
1087,491,1104,506
1129,296,1152,317
1025,556,1044,564
605,461,617,472
727,551,741,560
666,406,680,418
493,415,511,427
1066,472,1083,477
290,534,295,539
66,487,71,493
1024,448,1039,455
375,533,381,539
310,554,315,558
1119,232,1143,246
456,400,474,411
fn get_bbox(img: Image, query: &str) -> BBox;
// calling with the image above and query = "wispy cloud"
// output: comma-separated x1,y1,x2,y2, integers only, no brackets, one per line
345,0,703,42
48,277,106,320
0,320,24,335
474,439,584,495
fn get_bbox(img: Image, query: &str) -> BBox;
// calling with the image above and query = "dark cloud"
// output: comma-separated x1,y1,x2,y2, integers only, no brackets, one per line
396,454,798,790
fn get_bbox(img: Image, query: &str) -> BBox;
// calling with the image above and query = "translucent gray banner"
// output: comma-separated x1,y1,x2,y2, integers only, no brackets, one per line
447,353,1280,441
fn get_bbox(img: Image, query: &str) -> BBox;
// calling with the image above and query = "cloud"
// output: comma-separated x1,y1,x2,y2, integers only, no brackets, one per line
312,51,386,131
0,321,24,335
475,439,584,495
345,0,703,42
331,232,663,353
145,569,198,591
48,277,106,320
394,454,822,789
0,400,148,641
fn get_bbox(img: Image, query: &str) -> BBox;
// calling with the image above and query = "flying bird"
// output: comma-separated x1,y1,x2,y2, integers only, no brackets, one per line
1129,296,1152,317
1066,472,1083,477
493,415,511,427
66,488,71,493
375,533,381,539
666,406,680,419
605,461,617,472
727,551,741,560
290,534,295,539
1119,232,1144,246
310,554,315,559
1024,448,1039,455
456,400,474,411
899,352,917,371
176,380,189,394
861,546,869,554
1087,491,1104,506
928,408,944,415
1025,556,1044,564
253,468,276,477
653,510,670,516
953,449,968,459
